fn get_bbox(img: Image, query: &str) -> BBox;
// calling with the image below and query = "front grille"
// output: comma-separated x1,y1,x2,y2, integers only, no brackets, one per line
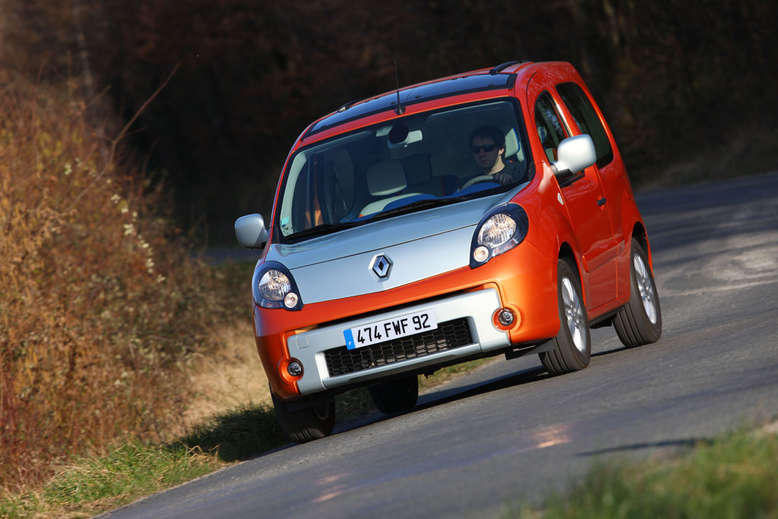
324,318,473,377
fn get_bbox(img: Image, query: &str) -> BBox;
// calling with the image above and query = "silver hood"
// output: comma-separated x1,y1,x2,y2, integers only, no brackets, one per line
265,189,521,304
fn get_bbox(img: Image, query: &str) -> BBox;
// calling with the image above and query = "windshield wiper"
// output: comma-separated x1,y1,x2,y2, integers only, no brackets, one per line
282,188,512,242
284,222,360,242
367,196,469,221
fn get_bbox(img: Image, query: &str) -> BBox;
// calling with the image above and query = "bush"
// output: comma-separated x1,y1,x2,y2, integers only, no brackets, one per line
0,78,228,490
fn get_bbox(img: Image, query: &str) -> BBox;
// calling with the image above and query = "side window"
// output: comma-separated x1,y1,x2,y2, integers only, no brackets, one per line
534,92,568,163
557,83,613,167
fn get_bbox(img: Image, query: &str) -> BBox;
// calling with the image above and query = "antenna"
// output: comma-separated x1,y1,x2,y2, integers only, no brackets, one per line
393,59,405,115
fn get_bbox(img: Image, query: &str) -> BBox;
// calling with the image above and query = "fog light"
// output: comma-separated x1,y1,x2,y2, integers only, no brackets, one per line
473,245,489,263
284,292,299,309
287,360,303,377
497,308,515,326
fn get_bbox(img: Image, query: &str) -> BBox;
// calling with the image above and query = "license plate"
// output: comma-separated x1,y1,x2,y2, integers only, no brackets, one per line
343,310,438,350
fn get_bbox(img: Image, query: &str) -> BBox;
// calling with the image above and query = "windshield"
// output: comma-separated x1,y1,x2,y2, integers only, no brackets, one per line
276,99,530,242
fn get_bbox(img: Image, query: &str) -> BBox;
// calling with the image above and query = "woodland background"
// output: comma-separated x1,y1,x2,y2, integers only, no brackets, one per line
3,0,777,240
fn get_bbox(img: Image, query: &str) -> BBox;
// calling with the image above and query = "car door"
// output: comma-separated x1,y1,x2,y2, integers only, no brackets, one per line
555,81,625,310
527,73,618,313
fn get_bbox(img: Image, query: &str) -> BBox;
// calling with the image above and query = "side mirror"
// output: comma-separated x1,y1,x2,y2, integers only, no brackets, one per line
235,213,268,249
552,134,596,175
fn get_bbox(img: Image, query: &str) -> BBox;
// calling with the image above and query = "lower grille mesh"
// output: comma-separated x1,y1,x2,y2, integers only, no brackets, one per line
324,317,473,377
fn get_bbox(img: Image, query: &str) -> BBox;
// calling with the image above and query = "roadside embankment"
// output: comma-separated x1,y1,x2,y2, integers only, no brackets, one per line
0,78,238,492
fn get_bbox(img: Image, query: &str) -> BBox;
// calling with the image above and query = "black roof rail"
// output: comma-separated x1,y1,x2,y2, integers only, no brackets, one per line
335,98,361,112
489,60,525,75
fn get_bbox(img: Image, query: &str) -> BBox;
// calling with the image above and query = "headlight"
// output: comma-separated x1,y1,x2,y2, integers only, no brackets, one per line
478,213,517,249
470,204,529,268
259,270,290,301
252,262,303,310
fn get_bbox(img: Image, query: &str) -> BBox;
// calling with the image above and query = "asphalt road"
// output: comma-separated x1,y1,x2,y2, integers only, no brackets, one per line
103,172,778,519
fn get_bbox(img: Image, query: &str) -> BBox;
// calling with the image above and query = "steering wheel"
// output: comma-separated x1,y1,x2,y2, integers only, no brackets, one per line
461,175,497,189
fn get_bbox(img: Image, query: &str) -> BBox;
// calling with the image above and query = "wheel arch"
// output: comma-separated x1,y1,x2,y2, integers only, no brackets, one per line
558,241,587,304
558,241,577,270
631,221,655,270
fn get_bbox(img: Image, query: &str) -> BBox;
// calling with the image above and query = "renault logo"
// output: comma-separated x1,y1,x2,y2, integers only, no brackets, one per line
370,254,392,279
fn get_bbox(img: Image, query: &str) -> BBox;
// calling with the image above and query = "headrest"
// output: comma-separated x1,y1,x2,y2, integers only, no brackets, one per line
366,160,407,196
504,128,520,159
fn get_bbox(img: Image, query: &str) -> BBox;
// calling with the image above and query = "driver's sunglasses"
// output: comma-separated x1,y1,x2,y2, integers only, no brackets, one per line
472,144,497,153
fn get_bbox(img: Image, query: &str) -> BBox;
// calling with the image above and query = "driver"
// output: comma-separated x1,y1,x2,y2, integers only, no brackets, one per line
468,125,519,186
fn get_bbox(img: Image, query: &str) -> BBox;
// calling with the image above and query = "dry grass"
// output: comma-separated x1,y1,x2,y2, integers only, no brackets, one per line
0,78,230,491
181,321,271,429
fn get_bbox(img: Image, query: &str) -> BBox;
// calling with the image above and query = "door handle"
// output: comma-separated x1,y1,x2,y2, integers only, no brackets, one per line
597,197,607,206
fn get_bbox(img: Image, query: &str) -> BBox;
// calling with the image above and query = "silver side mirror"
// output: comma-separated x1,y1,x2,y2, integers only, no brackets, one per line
553,134,596,174
235,213,268,249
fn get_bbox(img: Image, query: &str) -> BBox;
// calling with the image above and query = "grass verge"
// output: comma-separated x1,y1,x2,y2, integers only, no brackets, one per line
0,443,221,519
0,405,290,519
506,428,778,518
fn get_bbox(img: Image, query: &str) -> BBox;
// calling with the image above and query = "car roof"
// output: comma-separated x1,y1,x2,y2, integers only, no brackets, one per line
297,60,537,146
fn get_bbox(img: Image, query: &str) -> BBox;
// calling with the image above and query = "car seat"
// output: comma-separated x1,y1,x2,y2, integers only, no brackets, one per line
359,160,421,217
504,128,523,162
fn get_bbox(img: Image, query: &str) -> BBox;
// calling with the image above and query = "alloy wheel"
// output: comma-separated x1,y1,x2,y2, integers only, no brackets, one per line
561,277,586,352
633,254,658,324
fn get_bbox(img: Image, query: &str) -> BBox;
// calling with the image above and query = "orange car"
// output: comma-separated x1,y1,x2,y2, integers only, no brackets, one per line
235,60,662,441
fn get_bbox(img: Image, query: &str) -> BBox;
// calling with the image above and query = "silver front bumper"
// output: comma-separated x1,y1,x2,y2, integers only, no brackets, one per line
287,288,511,395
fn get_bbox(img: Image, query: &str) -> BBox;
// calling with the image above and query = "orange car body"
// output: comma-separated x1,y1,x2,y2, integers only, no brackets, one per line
242,61,652,401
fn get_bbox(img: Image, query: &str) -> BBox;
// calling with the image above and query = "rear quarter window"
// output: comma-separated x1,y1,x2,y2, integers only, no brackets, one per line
557,83,613,168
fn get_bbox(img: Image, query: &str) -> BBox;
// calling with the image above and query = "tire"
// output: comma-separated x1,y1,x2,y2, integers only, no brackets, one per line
540,258,591,375
614,238,662,347
368,374,419,414
271,392,335,443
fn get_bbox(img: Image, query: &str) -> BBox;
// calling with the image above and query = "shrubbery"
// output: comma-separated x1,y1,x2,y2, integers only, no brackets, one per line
0,79,229,490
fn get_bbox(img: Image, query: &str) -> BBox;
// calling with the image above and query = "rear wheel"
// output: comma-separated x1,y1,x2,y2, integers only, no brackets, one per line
540,258,591,375
368,374,419,414
271,392,335,443
614,238,662,347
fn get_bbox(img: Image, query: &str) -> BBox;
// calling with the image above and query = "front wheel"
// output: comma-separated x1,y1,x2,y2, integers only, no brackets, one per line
614,238,662,347
271,392,335,443
368,374,419,414
540,258,591,375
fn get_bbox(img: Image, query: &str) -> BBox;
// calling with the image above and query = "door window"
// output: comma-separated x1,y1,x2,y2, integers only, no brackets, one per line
534,92,568,163
557,83,613,167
